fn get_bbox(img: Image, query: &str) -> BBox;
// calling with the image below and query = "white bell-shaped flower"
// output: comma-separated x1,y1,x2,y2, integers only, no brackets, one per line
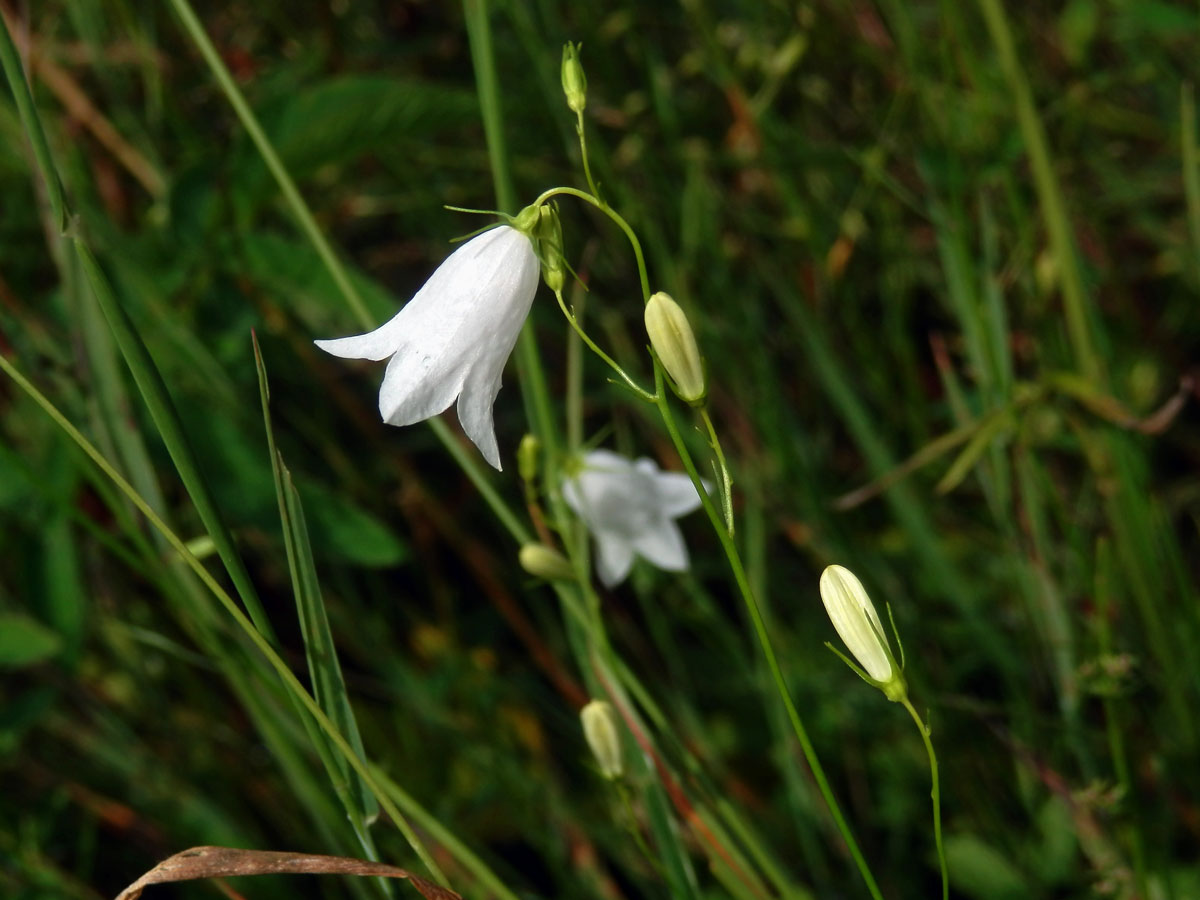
562,449,707,588
315,225,538,470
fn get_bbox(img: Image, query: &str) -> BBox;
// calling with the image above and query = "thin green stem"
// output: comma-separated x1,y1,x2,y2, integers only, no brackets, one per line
976,0,1100,383
700,407,734,536
576,110,600,199
534,186,651,301
0,352,448,887
540,176,881,895
0,13,67,232
555,288,656,401
653,368,883,900
167,0,371,329
900,697,948,900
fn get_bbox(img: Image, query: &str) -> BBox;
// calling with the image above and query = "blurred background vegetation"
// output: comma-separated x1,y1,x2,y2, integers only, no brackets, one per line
2,1,1198,898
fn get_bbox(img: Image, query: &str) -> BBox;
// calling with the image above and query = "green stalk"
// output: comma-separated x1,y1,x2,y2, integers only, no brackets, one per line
165,0,371,328
537,173,881,897
652,368,884,900
976,0,1101,383
899,698,949,900
0,16,67,232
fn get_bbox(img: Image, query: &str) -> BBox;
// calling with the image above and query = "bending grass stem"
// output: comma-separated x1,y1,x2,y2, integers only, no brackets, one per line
899,697,948,900
653,366,884,900
167,0,371,330
0,353,450,888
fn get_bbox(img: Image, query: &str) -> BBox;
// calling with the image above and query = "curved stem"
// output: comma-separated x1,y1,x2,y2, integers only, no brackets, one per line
653,367,884,900
900,697,949,900
554,288,656,401
534,186,651,302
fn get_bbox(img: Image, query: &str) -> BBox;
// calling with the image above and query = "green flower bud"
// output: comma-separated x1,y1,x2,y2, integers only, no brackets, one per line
517,434,540,483
580,699,623,779
561,42,587,114
511,201,542,235
537,204,566,293
645,291,706,405
819,565,907,702
519,543,575,581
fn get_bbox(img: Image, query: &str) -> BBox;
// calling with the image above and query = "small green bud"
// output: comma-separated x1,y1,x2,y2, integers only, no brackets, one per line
519,543,576,581
517,434,541,483
561,42,587,114
645,291,706,405
580,699,623,779
537,204,566,293
511,202,542,235
819,565,907,702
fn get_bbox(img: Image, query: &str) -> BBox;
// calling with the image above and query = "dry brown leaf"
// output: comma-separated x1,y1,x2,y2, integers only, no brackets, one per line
114,846,462,900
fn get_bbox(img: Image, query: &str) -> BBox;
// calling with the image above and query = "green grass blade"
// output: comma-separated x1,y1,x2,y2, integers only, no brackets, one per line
976,0,1102,382
165,0,371,328
0,16,66,231
254,335,380,829
0,350,449,885
73,240,275,640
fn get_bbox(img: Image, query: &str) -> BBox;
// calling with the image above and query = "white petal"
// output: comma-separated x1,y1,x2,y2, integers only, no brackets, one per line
314,306,410,361
315,225,538,468
820,565,893,682
456,365,503,470
652,470,706,518
378,346,467,426
446,229,539,469
593,534,635,588
313,227,521,362
632,520,689,572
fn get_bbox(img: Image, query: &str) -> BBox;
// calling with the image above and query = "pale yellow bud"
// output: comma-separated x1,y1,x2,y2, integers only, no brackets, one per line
517,434,540,483
580,699,623,779
518,543,575,581
819,565,906,701
644,291,706,405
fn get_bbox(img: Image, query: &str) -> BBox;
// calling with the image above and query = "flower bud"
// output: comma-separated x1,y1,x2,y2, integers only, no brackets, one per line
580,699,623,779
561,42,587,114
517,434,540,483
819,565,906,701
536,204,566,293
519,543,575,581
645,292,706,405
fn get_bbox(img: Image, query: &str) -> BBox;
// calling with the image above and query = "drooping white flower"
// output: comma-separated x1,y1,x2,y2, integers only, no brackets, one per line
315,225,538,470
562,449,707,588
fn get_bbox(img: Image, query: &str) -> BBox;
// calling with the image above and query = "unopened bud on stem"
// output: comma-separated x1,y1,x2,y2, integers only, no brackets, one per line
645,291,706,405
580,699,623,779
561,42,587,114
519,543,575,581
819,565,907,702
